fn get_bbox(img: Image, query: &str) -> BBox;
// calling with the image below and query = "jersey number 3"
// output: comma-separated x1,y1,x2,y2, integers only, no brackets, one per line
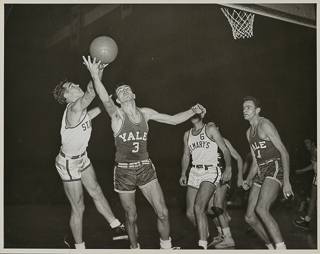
132,142,140,153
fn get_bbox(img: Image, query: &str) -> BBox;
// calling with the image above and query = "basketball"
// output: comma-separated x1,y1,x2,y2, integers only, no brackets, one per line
89,36,118,64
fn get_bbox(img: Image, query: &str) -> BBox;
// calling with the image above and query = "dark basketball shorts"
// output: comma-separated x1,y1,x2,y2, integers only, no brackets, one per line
55,152,91,182
312,173,317,186
253,158,283,188
114,159,158,193
187,165,221,189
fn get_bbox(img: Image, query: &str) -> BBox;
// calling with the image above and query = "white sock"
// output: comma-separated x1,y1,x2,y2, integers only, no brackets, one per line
198,240,207,249
75,242,85,249
160,237,172,249
266,243,274,249
276,242,286,250
130,243,140,249
305,216,311,222
110,219,121,228
222,227,231,237
217,226,222,235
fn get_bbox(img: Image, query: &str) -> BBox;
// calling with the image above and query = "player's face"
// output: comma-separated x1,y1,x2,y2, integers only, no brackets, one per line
63,82,84,99
304,139,314,150
243,100,258,120
116,85,134,102
190,114,202,124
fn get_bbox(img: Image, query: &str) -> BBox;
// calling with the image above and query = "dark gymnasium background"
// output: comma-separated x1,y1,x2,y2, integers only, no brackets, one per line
4,3,316,227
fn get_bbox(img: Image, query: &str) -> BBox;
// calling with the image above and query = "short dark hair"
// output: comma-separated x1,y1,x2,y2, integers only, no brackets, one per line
305,136,317,146
113,82,135,100
52,78,68,104
243,96,261,108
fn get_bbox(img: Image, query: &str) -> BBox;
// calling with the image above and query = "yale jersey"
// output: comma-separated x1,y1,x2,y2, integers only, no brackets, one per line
115,108,149,163
61,103,92,156
249,118,281,165
188,124,219,166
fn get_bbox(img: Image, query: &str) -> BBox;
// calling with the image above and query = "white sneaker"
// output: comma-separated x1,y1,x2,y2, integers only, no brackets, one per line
160,247,180,250
215,236,235,248
208,234,224,247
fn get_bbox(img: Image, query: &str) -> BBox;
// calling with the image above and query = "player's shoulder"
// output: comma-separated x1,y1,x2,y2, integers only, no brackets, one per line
206,122,217,129
260,117,271,124
259,118,275,129
183,129,190,139
140,107,156,115
67,101,86,115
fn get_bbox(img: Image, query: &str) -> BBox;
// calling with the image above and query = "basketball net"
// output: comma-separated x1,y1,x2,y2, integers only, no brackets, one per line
221,7,255,39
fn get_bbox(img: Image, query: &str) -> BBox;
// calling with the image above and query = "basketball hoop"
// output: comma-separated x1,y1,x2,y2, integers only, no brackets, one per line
221,7,255,39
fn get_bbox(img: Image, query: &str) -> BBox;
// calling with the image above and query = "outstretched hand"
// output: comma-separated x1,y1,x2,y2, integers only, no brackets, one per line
82,56,103,78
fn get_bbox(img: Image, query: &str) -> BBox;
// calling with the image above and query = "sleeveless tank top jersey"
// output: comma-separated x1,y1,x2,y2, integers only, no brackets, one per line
188,124,219,166
61,103,92,156
115,108,149,163
249,118,281,165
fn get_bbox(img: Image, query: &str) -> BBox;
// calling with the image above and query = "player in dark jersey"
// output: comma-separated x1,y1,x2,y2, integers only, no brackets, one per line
293,137,317,229
83,56,205,249
206,135,243,248
242,96,293,250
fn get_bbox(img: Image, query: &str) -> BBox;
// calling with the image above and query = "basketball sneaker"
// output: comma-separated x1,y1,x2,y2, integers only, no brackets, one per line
113,223,129,240
215,236,235,248
160,247,181,250
208,234,224,247
293,219,309,229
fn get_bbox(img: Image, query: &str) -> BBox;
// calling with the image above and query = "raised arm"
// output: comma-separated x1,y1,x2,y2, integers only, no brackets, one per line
180,131,191,186
141,104,205,125
82,56,121,120
261,119,293,198
87,104,105,120
224,138,244,187
70,80,96,113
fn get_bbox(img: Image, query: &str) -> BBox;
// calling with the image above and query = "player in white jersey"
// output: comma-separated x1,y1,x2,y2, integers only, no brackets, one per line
180,113,232,249
52,66,127,249
293,137,317,229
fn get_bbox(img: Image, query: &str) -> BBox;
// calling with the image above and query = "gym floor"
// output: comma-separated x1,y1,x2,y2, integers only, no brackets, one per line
4,203,317,251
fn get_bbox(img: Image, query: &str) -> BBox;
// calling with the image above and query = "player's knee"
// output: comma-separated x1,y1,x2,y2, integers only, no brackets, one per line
213,200,223,209
245,214,257,226
72,202,85,217
125,211,137,224
255,204,268,217
186,209,195,221
89,185,103,200
194,202,205,216
156,207,169,221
